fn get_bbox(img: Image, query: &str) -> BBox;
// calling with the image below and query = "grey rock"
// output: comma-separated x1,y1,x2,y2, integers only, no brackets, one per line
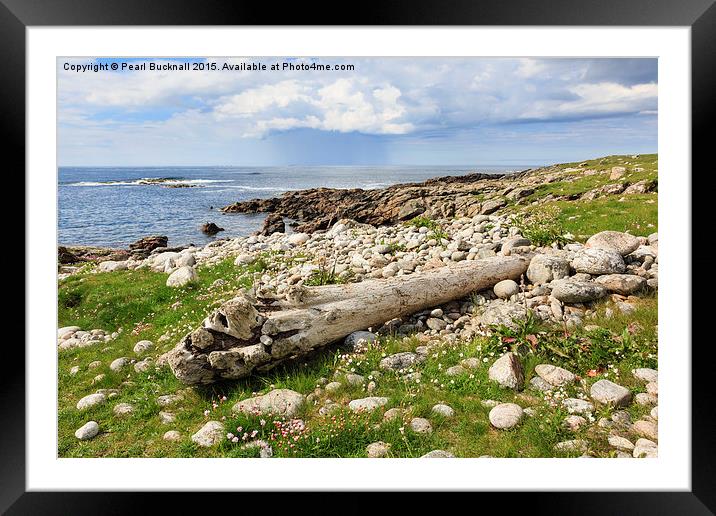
157,394,183,407
349,396,389,413
163,430,182,441
488,352,524,390
551,280,607,304
366,441,391,458
562,398,594,415
446,365,466,376
426,318,447,331
479,302,528,329
345,373,366,386
594,274,646,295
632,419,658,441
554,439,588,452
191,421,225,447
563,415,587,431
432,404,455,417
75,421,100,440
633,438,658,458
76,393,106,410
232,389,306,418
344,331,377,351
608,435,635,451
113,403,134,416
529,376,554,392
572,248,626,275
590,379,632,407
526,255,571,285
535,364,576,386
632,368,658,383
133,340,154,355
488,403,523,429
410,417,433,434
494,279,520,299
379,352,423,371
585,231,640,256
159,411,176,424
166,266,198,287
109,357,130,372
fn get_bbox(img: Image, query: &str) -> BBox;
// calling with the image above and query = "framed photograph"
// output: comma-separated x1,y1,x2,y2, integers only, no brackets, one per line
6,0,713,512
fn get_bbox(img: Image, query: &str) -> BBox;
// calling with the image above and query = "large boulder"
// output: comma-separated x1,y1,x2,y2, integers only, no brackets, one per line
527,255,570,285
571,248,626,275
550,280,607,303
166,266,198,287
585,231,640,256
594,274,647,295
232,389,305,418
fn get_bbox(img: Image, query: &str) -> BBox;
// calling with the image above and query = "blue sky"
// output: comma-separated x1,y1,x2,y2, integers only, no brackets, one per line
58,57,657,167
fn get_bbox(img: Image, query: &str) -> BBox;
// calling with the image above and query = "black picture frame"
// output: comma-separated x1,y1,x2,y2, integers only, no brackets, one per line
4,0,713,513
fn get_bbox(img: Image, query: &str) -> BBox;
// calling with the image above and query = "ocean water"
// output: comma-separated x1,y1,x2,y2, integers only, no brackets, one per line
58,166,529,248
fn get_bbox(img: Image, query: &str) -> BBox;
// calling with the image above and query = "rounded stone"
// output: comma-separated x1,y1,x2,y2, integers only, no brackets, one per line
113,403,134,416
585,231,640,256
409,417,433,434
109,357,130,372
526,255,571,285
488,403,523,429
191,421,225,447
133,340,154,355
431,404,455,417
494,279,519,299
551,280,607,304
366,441,391,458
348,397,389,413
163,430,182,441
75,421,99,440
590,379,632,407
535,364,576,386
166,266,198,287
76,392,106,410
571,248,626,275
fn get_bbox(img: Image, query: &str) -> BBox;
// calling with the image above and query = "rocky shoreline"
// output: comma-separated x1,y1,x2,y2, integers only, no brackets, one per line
220,159,655,234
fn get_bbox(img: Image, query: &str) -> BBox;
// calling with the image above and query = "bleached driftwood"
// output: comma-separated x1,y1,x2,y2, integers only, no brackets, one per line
166,255,530,385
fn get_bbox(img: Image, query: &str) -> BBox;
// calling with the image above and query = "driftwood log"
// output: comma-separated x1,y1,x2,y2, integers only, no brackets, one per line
166,255,531,385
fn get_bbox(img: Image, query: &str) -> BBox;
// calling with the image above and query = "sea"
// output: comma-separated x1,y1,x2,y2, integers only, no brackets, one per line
58,165,533,248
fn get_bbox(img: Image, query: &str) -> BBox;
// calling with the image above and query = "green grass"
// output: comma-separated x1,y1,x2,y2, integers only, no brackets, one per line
511,153,658,241
59,271,657,457
554,194,658,240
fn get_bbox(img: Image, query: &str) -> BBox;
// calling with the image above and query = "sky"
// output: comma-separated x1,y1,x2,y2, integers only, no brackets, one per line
57,57,657,167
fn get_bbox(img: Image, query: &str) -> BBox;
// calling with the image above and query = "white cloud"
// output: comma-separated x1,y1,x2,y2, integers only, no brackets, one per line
57,57,658,164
